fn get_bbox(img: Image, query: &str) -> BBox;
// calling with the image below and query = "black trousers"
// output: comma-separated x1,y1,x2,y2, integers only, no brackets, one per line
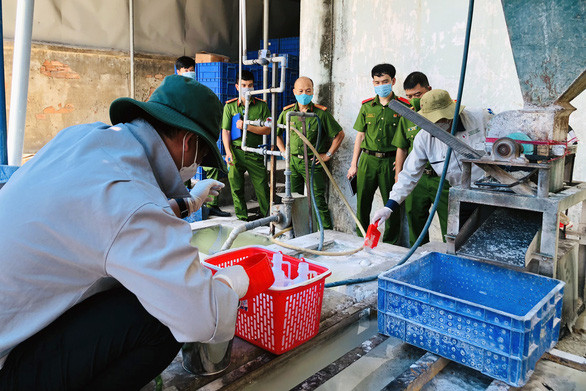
0,287,182,391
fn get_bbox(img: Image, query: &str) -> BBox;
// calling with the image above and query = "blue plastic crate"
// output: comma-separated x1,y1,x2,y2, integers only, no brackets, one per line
259,38,280,53
279,37,299,55
377,252,564,387
196,62,237,81
184,205,209,223
198,78,232,97
270,54,299,71
194,166,206,181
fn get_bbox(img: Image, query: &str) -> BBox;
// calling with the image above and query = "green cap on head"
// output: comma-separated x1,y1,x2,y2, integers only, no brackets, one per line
419,89,465,124
110,75,226,172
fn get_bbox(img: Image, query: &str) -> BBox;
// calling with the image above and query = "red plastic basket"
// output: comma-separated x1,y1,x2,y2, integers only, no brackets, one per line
202,246,331,354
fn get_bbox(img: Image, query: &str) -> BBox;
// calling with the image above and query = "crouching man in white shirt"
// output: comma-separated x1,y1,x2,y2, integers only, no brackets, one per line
372,89,493,233
0,76,251,390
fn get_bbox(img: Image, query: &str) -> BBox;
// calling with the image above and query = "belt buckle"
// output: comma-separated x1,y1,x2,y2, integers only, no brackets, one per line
375,152,384,158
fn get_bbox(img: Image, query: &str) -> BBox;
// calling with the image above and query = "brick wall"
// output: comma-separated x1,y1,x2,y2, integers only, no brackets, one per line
3,41,176,154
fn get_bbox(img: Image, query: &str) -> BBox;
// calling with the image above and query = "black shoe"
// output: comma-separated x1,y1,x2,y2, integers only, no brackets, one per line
208,205,231,217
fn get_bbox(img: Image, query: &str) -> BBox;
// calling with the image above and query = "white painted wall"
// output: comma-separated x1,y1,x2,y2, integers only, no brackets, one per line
300,0,585,235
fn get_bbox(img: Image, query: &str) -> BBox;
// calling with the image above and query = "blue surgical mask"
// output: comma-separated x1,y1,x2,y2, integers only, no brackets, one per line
181,71,196,80
374,83,393,98
295,94,313,106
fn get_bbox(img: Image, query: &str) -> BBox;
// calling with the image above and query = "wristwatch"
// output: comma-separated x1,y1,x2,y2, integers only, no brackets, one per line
326,151,332,158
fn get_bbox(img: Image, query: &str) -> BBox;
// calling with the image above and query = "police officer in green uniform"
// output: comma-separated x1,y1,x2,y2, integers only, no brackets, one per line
392,72,449,245
175,56,230,216
276,76,345,230
347,63,410,244
221,70,271,221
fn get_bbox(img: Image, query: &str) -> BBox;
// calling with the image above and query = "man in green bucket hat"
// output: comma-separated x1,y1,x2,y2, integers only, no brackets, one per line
0,75,252,390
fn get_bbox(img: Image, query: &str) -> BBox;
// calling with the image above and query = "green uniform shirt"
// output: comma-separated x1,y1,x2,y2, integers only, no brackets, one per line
353,94,411,152
392,117,419,153
277,102,342,155
221,97,270,148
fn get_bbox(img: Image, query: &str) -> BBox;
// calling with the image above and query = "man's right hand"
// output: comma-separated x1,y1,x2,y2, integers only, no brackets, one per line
347,165,357,179
225,152,234,166
372,207,392,228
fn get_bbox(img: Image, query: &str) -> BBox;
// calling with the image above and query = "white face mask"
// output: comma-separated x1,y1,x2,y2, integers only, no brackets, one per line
179,133,199,182
239,86,253,98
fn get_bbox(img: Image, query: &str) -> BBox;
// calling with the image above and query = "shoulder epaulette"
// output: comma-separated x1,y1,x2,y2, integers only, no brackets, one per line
398,97,412,106
283,103,296,110
225,97,238,104
314,103,327,111
362,97,375,105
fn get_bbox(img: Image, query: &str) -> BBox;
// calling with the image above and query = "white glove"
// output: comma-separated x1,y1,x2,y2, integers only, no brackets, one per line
213,265,250,299
372,207,392,228
189,179,225,211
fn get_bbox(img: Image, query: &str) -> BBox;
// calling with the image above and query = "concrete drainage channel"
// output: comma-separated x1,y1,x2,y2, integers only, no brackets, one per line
138,226,586,390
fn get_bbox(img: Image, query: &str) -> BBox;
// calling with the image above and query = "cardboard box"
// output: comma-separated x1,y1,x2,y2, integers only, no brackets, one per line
195,51,230,63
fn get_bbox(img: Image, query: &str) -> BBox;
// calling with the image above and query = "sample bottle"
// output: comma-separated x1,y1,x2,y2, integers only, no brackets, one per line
271,252,291,288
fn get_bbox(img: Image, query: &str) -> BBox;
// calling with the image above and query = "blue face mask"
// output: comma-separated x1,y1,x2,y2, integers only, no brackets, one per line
374,83,393,98
181,71,196,80
295,94,313,106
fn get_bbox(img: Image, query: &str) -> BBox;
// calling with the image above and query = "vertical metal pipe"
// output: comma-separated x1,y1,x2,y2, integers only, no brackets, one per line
238,0,242,103
7,0,34,166
241,0,248,58
129,0,135,99
269,55,277,233
285,113,293,197
0,2,9,165
262,0,268,100
261,0,269,163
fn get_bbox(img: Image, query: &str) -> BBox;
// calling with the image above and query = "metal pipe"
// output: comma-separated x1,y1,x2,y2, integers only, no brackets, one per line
0,1,9,165
238,0,243,103
220,214,281,251
262,0,268,101
7,0,34,166
241,0,248,63
269,54,277,234
283,111,318,197
129,0,135,99
240,56,287,155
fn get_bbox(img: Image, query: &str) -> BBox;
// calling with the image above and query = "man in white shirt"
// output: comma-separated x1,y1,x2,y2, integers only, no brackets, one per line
0,75,251,390
372,89,492,229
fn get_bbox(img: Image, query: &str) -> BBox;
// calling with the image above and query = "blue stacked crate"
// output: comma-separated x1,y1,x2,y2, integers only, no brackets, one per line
279,37,300,56
197,62,239,156
197,62,238,103
194,166,206,181
259,38,280,54
378,252,565,387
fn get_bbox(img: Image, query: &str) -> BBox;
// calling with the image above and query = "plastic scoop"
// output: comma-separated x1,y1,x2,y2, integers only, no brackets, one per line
364,221,381,249
239,253,275,300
